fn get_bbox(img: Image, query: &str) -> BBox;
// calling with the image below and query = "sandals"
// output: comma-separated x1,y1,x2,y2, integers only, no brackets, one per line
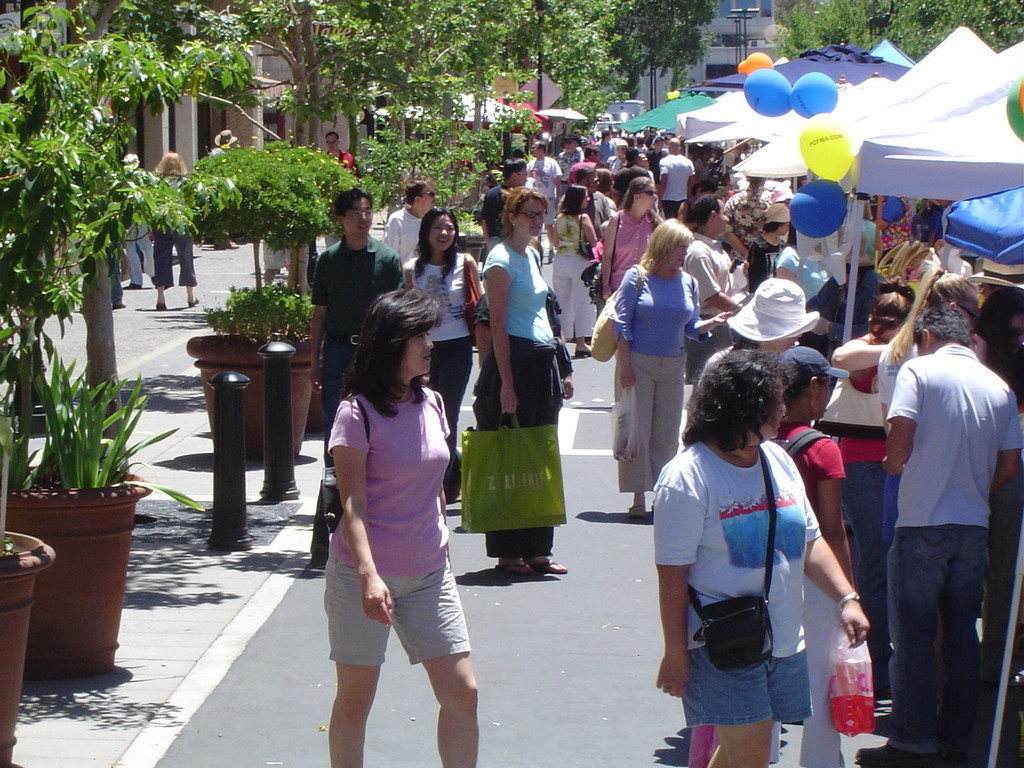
188,299,200,308
495,562,533,576
528,559,568,575
627,504,647,519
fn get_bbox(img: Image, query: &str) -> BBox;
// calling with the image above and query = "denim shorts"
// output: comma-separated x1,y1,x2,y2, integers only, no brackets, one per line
683,646,812,727
324,557,471,666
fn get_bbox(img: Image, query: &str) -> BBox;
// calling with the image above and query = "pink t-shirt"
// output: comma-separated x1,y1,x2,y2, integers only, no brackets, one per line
328,391,450,577
609,210,655,291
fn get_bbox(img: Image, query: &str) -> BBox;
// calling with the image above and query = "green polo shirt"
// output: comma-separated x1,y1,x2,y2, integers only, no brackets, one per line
311,237,403,337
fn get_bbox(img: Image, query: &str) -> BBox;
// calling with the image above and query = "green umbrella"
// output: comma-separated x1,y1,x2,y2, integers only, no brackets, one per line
617,93,716,132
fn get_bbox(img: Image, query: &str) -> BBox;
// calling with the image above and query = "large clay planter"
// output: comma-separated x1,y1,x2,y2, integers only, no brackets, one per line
6,482,149,679
306,387,324,435
186,335,312,459
0,533,54,766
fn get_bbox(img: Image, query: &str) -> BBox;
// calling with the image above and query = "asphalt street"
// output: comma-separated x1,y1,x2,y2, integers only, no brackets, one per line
35,238,1022,768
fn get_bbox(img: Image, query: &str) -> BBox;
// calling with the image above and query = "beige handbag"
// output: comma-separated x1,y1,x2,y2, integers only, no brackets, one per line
817,378,886,440
590,267,645,362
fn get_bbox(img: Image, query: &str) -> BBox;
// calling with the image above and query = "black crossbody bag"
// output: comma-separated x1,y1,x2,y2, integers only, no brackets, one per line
690,446,778,670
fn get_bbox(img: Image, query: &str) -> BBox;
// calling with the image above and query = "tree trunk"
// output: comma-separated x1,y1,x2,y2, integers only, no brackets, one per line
82,258,118,388
253,240,264,291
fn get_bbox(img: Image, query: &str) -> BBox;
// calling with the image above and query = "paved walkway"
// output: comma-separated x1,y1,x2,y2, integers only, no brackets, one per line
11,241,1023,767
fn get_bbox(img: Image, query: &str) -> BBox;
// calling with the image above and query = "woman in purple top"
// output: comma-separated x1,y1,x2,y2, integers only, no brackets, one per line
601,175,663,299
326,289,478,768
613,220,729,518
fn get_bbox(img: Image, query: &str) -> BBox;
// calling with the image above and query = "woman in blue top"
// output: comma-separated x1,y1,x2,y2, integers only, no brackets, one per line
613,220,729,518
473,187,572,575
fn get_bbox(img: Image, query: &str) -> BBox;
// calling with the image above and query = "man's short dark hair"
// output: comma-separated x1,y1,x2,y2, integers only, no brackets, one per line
624,147,641,165
565,135,581,145
334,188,372,217
403,177,433,205
501,158,527,180
583,146,599,160
325,130,340,140
913,305,972,347
687,195,721,228
532,140,548,151
601,130,610,139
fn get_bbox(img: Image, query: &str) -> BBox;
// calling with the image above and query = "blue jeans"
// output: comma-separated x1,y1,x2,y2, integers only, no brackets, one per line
841,460,891,688
429,336,473,491
887,524,987,754
320,337,357,462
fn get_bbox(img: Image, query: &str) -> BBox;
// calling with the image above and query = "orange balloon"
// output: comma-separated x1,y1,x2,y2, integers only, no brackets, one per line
1019,77,1024,107
738,59,753,74
746,52,774,72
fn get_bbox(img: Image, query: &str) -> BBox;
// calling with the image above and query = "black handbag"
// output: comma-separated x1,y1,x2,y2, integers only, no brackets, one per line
690,447,778,670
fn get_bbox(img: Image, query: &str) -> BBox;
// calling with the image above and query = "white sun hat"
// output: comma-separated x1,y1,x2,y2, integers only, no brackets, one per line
728,278,820,342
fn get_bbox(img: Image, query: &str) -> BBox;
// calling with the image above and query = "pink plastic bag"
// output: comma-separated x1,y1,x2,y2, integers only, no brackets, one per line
688,725,719,768
828,626,875,736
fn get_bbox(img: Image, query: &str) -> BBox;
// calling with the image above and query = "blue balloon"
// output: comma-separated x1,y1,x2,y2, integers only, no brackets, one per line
790,73,839,118
790,180,847,238
743,69,792,118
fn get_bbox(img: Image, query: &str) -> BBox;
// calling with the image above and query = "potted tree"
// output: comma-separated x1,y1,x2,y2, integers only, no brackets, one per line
3,357,200,680
186,144,355,452
0,418,54,766
187,285,315,458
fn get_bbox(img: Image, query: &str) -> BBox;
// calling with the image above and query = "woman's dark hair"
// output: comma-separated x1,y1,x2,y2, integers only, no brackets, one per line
341,290,441,417
686,195,721,228
975,286,1024,400
691,179,717,197
683,349,785,451
868,279,915,338
763,220,786,234
414,208,459,280
559,185,588,216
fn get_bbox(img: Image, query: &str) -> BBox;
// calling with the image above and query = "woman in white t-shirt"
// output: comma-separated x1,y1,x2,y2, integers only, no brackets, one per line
653,349,868,767
404,208,483,501
549,185,599,357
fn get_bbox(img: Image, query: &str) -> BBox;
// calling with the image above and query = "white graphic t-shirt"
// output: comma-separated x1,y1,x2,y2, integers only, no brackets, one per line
653,440,821,657
527,156,561,199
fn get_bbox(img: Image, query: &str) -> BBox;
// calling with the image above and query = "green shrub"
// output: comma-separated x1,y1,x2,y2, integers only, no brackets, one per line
204,284,313,344
191,143,356,250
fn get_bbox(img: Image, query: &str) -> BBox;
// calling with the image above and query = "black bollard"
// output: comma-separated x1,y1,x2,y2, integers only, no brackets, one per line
259,340,299,501
208,371,253,551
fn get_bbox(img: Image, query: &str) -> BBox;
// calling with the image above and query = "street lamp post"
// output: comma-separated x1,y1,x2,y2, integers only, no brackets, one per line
727,7,759,62
534,0,545,110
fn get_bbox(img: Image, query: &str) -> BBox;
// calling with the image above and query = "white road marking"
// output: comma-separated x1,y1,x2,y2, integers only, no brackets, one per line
112,501,315,768
118,331,199,379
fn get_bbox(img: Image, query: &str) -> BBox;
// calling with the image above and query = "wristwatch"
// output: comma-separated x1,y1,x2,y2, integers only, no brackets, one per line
838,592,861,609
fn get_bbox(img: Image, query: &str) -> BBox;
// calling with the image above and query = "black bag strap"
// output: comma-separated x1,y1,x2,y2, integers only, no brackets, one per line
783,428,827,460
690,445,779,616
353,397,370,443
758,445,778,602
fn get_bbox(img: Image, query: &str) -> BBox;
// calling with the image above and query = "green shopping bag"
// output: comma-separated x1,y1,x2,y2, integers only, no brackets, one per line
460,417,567,533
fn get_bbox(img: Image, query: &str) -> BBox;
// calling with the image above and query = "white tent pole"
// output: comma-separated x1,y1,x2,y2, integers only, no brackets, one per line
841,194,866,343
988,511,1024,768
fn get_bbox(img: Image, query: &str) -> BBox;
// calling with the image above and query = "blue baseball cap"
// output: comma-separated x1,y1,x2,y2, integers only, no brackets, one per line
780,346,849,384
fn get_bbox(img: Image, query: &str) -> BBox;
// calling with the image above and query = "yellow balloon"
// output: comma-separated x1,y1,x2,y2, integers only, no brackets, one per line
799,115,854,181
667,90,681,100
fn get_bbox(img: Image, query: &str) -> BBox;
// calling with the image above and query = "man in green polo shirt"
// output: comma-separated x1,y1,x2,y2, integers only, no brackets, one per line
310,188,402,564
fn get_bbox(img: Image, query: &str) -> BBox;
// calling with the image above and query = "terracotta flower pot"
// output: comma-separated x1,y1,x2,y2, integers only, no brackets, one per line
0,533,54,766
185,335,312,460
5,481,149,679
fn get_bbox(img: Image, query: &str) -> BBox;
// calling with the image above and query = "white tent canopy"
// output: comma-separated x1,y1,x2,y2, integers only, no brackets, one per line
677,91,749,139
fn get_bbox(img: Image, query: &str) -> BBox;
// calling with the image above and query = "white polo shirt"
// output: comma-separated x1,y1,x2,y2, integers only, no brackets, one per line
888,344,1022,528
382,208,423,262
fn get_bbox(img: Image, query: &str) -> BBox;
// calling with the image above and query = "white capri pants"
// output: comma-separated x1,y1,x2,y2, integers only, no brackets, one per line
614,351,686,493
552,253,595,339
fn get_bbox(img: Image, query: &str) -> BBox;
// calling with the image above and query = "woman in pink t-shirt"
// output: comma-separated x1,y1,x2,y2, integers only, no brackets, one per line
601,175,663,298
326,289,478,768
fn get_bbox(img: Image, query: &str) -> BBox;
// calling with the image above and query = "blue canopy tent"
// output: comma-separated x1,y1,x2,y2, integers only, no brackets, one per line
870,39,915,68
945,186,1024,265
704,44,911,89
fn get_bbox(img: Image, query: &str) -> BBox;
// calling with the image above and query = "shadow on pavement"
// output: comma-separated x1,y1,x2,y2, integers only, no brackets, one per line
19,667,182,729
455,567,560,587
653,728,690,765
577,510,653,525
154,451,318,472
138,374,205,415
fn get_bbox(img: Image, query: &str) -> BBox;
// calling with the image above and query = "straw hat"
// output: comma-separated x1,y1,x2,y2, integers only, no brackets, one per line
728,279,820,342
215,129,238,148
967,259,1024,291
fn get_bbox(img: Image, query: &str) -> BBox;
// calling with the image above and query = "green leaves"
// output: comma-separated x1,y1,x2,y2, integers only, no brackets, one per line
204,285,315,344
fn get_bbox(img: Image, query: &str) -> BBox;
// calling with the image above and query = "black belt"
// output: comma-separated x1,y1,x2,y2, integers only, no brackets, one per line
325,333,359,345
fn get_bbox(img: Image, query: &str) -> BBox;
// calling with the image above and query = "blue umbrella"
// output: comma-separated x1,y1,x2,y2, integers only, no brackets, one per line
945,186,1024,265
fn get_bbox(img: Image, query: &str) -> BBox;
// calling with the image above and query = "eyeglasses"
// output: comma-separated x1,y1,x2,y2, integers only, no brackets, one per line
345,209,373,219
638,190,657,196
420,190,437,198
516,210,546,220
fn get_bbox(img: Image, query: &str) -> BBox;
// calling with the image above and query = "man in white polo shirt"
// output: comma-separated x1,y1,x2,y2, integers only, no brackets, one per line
382,177,436,262
656,138,695,220
856,306,1022,768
